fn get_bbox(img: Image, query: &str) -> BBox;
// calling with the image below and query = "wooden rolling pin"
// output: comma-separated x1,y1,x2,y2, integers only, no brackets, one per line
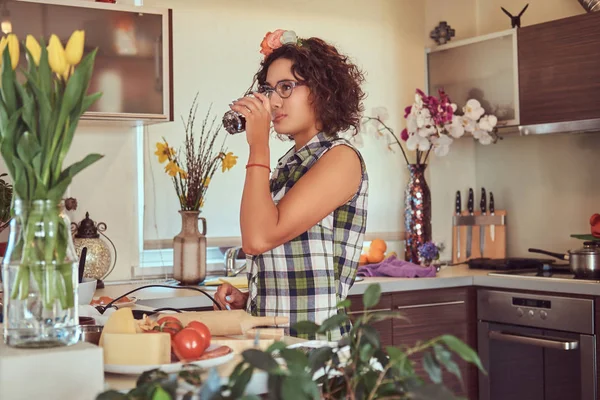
158,310,289,336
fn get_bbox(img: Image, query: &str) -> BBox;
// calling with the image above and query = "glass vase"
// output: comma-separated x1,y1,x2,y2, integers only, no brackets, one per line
404,164,432,264
2,199,80,348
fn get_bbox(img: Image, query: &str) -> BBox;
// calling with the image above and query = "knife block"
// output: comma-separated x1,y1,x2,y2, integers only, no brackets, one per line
452,210,506,264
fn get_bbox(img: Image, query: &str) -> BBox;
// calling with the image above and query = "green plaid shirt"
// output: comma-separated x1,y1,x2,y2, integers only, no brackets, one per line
246,132,368,340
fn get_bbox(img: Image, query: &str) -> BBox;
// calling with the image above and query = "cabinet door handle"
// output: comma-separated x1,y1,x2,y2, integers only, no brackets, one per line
489,331,579,351
396,300,464,310
347,308,391,315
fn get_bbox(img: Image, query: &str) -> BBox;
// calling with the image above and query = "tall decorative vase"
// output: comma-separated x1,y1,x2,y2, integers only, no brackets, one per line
404,164,432,264
173,211,207,285
2,199,80,348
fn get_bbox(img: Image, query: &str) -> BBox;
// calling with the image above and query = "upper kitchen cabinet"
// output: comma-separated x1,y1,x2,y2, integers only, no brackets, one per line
7,0,173,124
517,11,600,131
426,30,520,128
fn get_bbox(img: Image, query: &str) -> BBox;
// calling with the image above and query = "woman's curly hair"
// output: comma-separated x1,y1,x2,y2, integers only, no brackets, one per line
254,38,366,136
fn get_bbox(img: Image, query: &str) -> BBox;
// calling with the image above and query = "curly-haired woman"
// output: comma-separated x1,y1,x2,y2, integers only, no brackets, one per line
215,30,368,340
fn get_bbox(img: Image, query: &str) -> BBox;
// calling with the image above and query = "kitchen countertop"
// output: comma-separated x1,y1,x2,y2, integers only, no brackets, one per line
95,265,600,311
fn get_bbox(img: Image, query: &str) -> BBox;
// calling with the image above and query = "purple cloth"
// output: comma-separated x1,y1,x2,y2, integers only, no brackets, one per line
357,255,436,278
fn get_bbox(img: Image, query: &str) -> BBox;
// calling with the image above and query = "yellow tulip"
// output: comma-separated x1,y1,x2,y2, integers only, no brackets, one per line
7,34,19,70
48,34,68,80
0,36,6,67
65,30,84,66
25,35,41,66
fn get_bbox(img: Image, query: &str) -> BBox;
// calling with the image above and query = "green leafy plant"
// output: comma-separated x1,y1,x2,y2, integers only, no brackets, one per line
96,283,485,400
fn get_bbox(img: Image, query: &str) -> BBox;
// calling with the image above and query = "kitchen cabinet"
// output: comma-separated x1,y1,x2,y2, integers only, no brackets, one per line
346,293,394,348
391,287,477,399
518,11,600,126
6,0,173,124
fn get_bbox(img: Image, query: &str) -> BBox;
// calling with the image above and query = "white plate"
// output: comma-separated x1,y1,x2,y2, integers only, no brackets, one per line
91,296,138,308
104,344,235,375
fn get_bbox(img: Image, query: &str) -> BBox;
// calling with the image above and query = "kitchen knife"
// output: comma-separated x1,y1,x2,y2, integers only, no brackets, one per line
466,188,474,258
489,192,495,242
480,188,487,257
455,190,461,261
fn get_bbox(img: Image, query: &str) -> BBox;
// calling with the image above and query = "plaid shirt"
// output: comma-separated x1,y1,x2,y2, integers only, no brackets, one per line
245,132,368,340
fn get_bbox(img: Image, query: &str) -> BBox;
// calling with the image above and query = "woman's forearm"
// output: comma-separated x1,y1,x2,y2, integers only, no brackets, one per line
240,144,279,255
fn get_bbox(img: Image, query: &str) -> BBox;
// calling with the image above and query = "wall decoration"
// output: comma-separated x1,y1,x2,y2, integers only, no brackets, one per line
429,21,455,45
501,4,529,28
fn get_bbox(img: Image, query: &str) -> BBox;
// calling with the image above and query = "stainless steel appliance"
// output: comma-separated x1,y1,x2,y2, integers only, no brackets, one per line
478,289,596,400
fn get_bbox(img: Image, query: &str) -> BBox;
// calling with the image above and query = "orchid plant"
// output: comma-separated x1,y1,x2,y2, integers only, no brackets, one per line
359,89,501,165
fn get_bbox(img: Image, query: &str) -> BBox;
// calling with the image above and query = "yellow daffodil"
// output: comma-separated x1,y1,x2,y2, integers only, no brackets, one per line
1,34,20,70
164,161,179,177
154,142,174,164
48,34,69,80
25,35,41,66
65,30,84,66
202,177,210,187
221,152,238,172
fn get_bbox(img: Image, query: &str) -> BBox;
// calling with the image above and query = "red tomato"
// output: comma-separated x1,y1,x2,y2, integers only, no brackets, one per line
186,321,211,350
156,316,183,339
172,328,206,361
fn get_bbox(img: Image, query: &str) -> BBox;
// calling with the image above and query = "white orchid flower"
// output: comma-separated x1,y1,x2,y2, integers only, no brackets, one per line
478,115,498,132
416,109,431,128
417,124,436,137
463,99,485,121
446,115,465,138
371,107,389,121
431,134,453,156
414,93,424,108
460,115,477,133
477,131,494,145
406,133,431,151
407,114,418,133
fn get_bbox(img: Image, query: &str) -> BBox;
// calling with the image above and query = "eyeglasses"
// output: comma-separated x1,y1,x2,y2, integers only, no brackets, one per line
257,80,306,99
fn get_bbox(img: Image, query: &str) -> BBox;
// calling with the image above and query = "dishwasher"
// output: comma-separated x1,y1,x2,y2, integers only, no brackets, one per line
477,289,596,400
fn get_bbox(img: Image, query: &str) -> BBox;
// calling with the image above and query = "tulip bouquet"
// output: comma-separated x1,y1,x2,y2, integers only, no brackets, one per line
362,89,500,165
0,31,102,311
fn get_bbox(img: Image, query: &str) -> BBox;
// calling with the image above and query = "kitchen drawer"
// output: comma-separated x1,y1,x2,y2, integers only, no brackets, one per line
347,293,393,348
392,287,477,399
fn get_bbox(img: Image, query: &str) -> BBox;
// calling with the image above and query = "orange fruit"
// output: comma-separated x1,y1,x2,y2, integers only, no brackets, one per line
367,248,385,264
359,254,368,265
370,239,387,253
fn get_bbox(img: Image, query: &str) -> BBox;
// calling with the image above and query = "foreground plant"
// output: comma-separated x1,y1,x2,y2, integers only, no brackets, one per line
0,31,102,310
97,283,485,400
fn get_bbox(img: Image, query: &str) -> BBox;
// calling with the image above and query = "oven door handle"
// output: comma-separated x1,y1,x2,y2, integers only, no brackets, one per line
489,331,579,351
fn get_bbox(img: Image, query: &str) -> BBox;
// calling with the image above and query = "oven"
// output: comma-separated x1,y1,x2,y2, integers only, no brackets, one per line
477,289,596,400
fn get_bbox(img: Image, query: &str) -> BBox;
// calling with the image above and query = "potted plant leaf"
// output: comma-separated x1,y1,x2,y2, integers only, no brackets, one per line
97,283,485,400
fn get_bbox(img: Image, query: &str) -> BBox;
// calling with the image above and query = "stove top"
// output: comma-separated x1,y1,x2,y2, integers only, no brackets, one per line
488,264,600,283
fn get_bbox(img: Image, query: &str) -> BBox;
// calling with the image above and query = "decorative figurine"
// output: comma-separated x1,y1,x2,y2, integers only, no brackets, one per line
501,4,529,28
430,21,455,45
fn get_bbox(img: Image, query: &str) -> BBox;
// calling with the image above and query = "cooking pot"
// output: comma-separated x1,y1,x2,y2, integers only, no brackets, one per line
529,241,600,280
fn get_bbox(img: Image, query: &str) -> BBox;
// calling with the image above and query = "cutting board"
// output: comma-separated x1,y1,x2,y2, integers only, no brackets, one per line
203,276,248,289
452,210,506,264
